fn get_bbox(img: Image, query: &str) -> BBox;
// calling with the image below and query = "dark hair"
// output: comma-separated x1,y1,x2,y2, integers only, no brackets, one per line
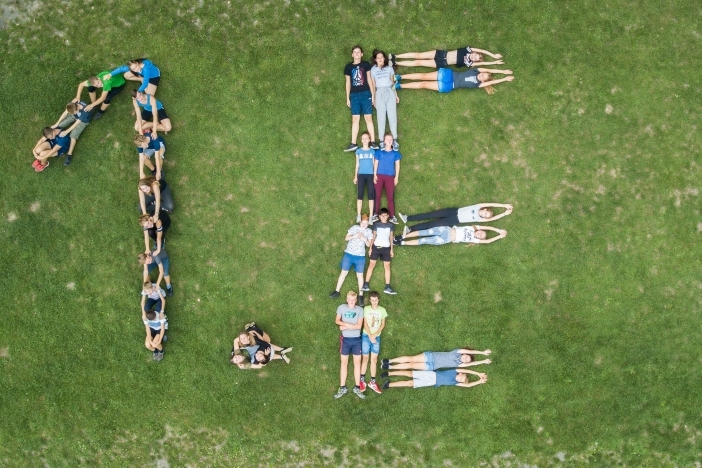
379,208,389,216
42,127,55,138
361,131,371,139
369,291,380,299
130,89,139,98
351,45,363,54
127,58,146,66
258,353,270,365
371,49,388,69
145,310,157,320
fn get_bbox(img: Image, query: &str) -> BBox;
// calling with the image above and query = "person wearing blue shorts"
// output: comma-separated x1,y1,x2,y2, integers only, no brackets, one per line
32,127,71,172
395,225,507,246
343,45,377,152
382,348,492,370
394,68,514,94
380,369,488,390
334,291,366,400
138,248,173,297
359,291,387,394
134,133,166,180
330,215,373,307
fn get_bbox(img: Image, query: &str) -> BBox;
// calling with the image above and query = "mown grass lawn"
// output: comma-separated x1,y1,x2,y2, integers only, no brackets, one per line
0,0,701,466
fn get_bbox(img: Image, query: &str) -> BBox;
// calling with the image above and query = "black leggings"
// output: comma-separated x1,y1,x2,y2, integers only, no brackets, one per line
407,208,459,232
87,83,125,104
357,174,375,200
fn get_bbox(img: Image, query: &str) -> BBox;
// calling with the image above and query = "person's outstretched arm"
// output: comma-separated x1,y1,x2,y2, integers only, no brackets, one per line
152,223,163,256
154,143,164,181
477,68,512,74
471,48,502,59
155,263,165,289
458,348,492,355
152,185,161,222
149,95,159,138
458,359,491,368
52,109,70,128
479,76,515,88
456,373,488,388
476,204,513,222
75,80,88,102
475,226,507,244
142,264,150,283
133,98,144,134
159,290,166,311
139,190,148,215
85,89,109,112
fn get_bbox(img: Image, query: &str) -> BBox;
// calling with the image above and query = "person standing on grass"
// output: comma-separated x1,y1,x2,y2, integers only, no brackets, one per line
382,349,492,371
138,249,173,296
139,212,170,254
362,208,397,295
142,306,166,362
373,134,401,224
380,369,488,390
135,133,166,180
50,99,93,166
370,50,400,151
330,214,373,307
390,46,503,69
104,58,161,95
138,177,175,222
132,90,172,134
359,291,386,394
344,45,377,152
394,225,507,247
399,203,513,234
354,132,376,222
31,127,70,172
395,68,514,94
73,71,127,121
334,291,366,399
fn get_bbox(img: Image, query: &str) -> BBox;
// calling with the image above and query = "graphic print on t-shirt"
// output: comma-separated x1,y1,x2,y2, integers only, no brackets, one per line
351,66,366,87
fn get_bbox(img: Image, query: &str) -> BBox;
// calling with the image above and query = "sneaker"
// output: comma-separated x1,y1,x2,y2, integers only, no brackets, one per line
392,140,399,151
383,286,397,295
389,216,399,224
394,74,401,82
352,386,366,399
155,351,164,362
394,81,401,90
356,214,361,223
35,161,49,172
382,380,390,390
32,160,41,169
329,290,340,299
358,295,365,307
333,386,348,399
369,141,379,150
153,351,159,361
91,111,104,121
281,347,293,354
361,282,370,292
64,155,72,166
393,236,402,246
359,380,366,392
381,361,389,370
398,213,408,224
380,372,389,378
162,335,168,343
371,214,379,224
344,143,358,152
388,53,396,65
166,286,173,297
403,225,410,236
281,353,290,364
368,380,383,394
244,322,256,329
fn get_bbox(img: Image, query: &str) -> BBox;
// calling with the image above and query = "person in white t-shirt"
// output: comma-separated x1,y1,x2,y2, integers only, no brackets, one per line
330,215,373,306
395,225,506,246
399,203,512,234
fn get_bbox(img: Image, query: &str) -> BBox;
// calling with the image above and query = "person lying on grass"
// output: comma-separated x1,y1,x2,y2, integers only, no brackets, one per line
353,133,376,222
73,70,127,121
329,214,373,306
394,68,514,94
48,99,93,166
31,127,70,172
132,90,172,135
398,203,512,234
394,225,507,246
382,349,491,371
139,212,170,254
230,323,292,368
380,369,488,390
141,280,166,315
138,249,173,296
142,306,166,362
343,45,377,153
390,46,503,69
135,133,166,180
138,176,174,222
104,58,161,95
370,50,400,150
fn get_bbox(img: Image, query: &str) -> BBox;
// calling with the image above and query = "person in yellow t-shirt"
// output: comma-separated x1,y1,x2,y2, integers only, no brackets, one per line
359,291,387,394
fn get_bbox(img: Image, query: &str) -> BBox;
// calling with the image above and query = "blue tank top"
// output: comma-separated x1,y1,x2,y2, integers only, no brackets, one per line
138,95,164,112
434,369,458,387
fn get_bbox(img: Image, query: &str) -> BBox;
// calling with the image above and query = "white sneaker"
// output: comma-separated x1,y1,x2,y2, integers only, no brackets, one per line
356,214,361,223
403,225,410,236
398,212,408,224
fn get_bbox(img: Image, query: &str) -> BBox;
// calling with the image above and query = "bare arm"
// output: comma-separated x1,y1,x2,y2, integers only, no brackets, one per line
373,158,379,184
353,155,359,184
53,110,70,128
139,154,147,179
471,48,502,59
149,95,159,138
143,264,150,283
479,76,515,88
75,80,88,101
477,68,512,74
155,263,164,289
477,227,507,244
153,184,161,222
155,146,163,180
86,90,109,110
159,290,166,311
345,75,351,107
142,229,151,253
458,359,491,368
472,60,504,67
139,190,148,215
133,98,143,134
368,70,376,105
456,375,488,388
458,348,492,355
477,204,513,222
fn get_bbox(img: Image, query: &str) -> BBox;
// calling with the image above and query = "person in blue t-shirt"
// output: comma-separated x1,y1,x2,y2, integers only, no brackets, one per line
380,368,488,390
104,58,161,95
131,90,172,134
373,134,402,224
395,68,514,95
32,127,71,172
354,132,376,222
134,133,166,180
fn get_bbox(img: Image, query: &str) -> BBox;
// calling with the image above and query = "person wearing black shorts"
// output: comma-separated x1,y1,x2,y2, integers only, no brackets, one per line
391,46,503,69
334,291,366,399
131,90,172,134
362,208,397,295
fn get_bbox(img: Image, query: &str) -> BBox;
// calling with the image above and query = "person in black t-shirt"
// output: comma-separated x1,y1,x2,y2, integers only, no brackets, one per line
391,46,503,69
344,45,378,153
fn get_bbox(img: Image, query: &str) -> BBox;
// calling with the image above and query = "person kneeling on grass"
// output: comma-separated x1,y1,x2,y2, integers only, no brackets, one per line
49,99,93,166
132,90,172,135
31,127,71,172
394,225,506,246
73,70,127,121
399,203,512,234
330,214,373,306
142,305,167,362
135,133,166,180
138,249,173,297
395,68,514,95
382,349,491,371
380,369,488,390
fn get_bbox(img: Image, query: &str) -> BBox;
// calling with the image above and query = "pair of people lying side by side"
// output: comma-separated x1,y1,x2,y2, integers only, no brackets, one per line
230,323,292,369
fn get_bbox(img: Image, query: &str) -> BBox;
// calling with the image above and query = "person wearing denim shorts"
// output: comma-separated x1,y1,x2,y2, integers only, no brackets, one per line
396,225,507,247
330,215,373,306
359,291,387,394
334,291,366,399
343,45,377,152
382,348,492,371
394,68,515,94
380,369,489,390
138,248,174,297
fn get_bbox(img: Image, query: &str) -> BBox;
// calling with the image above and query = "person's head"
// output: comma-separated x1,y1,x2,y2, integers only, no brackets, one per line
477,72,495,95
351,45,363,61
139,214,154,229
378,208,389,222
383,133,394,150
142,281,154,294
460,353,473,364
369,291,380,308
43,127,59,139
134,134,150,149
238,331,252,346
88,76,103,88
145,310,157,321
360,214,369,229
254,350,270,364
137,252,153,265
230,350,251,367
468,51,484,63
478,208,494,219
346,290,358,307
66,102,80,115
474,229,487,240
360,131,371,148
456,373,468,384
372,49,388,68
127,58,146,73
131,89,148,103
138,176,158,194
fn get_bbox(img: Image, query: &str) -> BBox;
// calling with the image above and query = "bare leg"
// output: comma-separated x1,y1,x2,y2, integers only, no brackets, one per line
144,84,158,95
383,261,391,285
355,273,364,294
352,354,362,386
335,269,350,293
400,71,439,80
163,275,171,288
340,354,349,386
123,71,142,82
88,91,97,103
396,50,437,59
365,259,378,283
395,60,438,68
389,353,426,364
402,239,420,246
388,362,425,370
369,353,379,378
361,353,369,377
368,198,375,217
399,82,440,91
403,230,420,239
351,115,361,144
387,369,415,387
389,380,415,387
67,138,77,155
363,114,376,142
356,199,362,217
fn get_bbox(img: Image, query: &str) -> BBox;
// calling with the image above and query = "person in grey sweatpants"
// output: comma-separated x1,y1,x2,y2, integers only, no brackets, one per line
370,50,399,151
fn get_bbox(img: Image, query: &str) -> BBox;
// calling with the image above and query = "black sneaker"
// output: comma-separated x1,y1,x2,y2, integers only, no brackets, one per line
389,216,399,224
369,141,379,150
361,282,370,292
383,286,397,295
329,290,340,299
380,372,389,378
382,380,390,390
381,361,389,369
344,143,358,152
166,286,174,297
393,236,402,246
92,111,105,121
358,295,365,307
388,53,396,66
64,155,72,166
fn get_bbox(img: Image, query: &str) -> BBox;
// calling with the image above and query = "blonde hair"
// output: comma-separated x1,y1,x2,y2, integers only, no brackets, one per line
134,134,149,146
479,72,495,95
138,176,159,191
88,76,101,86
66,102,79,114
138,214,152,226
346,291,358,299
137,252,150,265
143,281,153,292
361,214,369,221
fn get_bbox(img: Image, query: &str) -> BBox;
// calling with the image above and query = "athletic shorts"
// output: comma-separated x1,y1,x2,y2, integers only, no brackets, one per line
369,245,391,262
412,370,437,388
141,108,169,123
437,68,454,93
361,334,381,355
340,252,366,273
149,76,161,86
350,90,372,116
149,327,162,339
88,84,125,104
433,50,449,68
58,115,89,140
340,335,362,356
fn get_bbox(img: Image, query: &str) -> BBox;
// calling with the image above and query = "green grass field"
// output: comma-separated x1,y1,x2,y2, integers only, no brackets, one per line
1,0,701,466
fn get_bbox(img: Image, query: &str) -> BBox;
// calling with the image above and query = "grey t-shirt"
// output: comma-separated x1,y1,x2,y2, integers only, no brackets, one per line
429,349,463,370
371,65,394,88
336,304,363,338
152,248,169,265
453,69,481,89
